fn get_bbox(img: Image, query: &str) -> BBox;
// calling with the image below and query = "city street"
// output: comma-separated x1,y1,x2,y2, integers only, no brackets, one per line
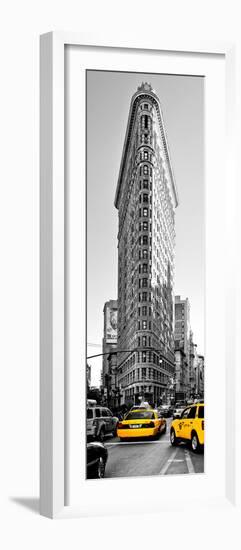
104,419,204,478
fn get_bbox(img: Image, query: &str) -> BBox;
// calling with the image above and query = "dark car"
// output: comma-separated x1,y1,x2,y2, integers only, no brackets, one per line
86,442,108,479
158,404,173,418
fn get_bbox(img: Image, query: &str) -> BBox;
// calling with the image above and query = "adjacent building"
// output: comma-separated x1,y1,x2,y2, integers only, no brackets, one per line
195,354,204,398
174,349,188,401
114,82,178,407
174,296,190,355
187,331,199,398
102,300,118,403
174,295,191,399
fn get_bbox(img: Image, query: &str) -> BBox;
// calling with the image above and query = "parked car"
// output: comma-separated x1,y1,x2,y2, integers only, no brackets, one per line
173,401,186,419
86,442,108,478
170,402,204,452
87,406,119,441
117,408,166,440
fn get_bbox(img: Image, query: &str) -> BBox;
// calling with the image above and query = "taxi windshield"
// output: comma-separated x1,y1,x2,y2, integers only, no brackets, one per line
125,411,155,420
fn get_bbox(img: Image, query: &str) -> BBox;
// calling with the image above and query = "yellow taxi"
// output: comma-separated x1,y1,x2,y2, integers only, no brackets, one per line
117,409,166,440
170,402,204,452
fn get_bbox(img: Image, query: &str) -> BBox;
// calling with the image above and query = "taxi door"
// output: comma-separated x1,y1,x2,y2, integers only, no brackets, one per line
182,406,197,440
175,407,191,438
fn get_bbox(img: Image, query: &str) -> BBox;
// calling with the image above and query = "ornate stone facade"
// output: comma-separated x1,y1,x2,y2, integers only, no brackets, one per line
114,83,178,406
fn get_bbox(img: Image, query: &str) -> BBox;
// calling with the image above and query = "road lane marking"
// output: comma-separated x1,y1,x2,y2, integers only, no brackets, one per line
184,450,195,474
159,447,178,475
105,440,170,447
167,459,184,463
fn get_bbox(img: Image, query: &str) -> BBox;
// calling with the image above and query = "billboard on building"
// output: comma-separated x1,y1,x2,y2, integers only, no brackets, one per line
105,307,117,343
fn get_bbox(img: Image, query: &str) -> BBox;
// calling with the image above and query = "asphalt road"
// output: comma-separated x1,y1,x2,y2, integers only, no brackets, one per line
104,418,204,478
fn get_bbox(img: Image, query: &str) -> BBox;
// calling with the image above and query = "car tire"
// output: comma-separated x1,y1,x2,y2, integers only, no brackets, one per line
170,428,177,446
191,431,201,453
98,427,105,442
95,457,106,478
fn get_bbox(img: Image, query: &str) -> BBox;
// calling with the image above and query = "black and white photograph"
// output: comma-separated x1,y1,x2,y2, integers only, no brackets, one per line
86,70,205,480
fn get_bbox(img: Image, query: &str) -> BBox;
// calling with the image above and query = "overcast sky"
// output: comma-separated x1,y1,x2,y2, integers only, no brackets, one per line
87,70,204,387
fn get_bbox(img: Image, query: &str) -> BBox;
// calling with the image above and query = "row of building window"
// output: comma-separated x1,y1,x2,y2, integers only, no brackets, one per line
139,179,152,190
138,291,152,302
139,249,151,260
137,305,152,317
137,352,162,364
139,207,151,218
138,263,150,274
119,349,174,376
138,278,149,288
140,134,152,145
141,115,151,130
137,335,152,347
120,368,169,387
137,320,152,330
119,353,136,373
139,165,152,177
138,235,151,245
139,150,152,162
139,193,151,204
139,221,150,231
141,103,150,111
123,387,164,399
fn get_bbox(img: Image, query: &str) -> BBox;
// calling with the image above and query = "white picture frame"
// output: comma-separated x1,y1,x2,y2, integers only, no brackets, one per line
40,32,239,519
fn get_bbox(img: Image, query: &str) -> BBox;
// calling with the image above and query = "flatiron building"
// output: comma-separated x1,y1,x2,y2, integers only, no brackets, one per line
114,82,178,406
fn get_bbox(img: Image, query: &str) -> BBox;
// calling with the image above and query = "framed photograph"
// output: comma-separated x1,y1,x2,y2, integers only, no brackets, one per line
40,33,238,518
